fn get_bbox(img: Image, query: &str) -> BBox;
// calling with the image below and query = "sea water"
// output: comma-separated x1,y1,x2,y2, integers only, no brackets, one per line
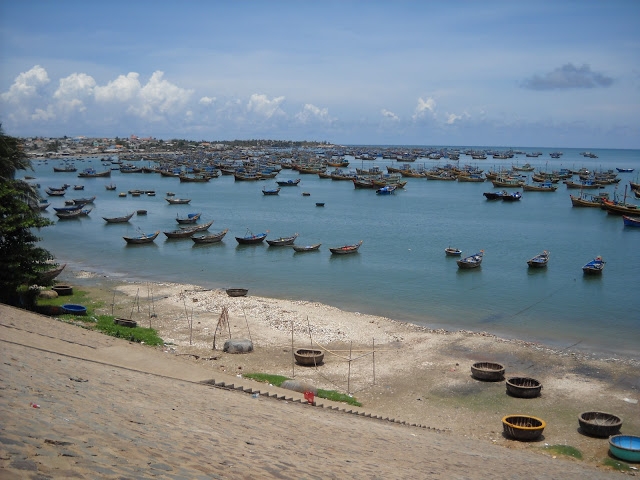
29,147,640,358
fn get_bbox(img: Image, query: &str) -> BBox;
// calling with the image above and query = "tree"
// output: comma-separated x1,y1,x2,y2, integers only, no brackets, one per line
0,126,55,308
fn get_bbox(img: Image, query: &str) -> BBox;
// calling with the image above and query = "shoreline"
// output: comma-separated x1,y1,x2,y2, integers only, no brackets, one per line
63,264,638,367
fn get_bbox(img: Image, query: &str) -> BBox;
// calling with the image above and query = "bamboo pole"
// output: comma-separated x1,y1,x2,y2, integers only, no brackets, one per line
372,338,376,385
347,341,352,395
291,320,295,379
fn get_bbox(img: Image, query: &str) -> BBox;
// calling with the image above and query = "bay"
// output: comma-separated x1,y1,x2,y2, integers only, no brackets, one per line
30,147,640,358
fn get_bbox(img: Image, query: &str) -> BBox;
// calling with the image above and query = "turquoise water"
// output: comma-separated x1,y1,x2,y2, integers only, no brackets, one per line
30,147,640,358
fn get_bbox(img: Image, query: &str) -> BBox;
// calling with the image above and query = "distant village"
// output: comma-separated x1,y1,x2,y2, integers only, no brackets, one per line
22,135,333,159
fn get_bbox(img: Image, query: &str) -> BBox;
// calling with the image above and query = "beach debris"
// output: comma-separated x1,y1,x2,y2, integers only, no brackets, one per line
29,402,40,408
281,379,317,395
623,398,638,404
69,377,88,382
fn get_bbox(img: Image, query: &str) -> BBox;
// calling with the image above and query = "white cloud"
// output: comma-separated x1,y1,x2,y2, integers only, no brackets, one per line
0,65,50,103
446,113,462,125
381,109,399,121
247,93,285,119
54,73,96,114
295,103,332,124
199,96,216,106
94,72,142,103
412,97,436,121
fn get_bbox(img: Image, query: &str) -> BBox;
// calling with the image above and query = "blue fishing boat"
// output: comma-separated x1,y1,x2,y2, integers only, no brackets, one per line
276,178,301,186
235,230,268,244
622,215,640,227
527,250,550,268
609,435,640,462
457,251,484,269
582,256,605,274
376,185,396,195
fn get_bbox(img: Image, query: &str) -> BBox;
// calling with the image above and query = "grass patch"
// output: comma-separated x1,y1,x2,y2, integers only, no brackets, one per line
94,315,164,345
543,445,583,459
38,289,103,310
243,373,362,407
603,457,631,471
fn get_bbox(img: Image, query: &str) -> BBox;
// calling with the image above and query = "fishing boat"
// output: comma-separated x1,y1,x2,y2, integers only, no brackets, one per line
266,233,298,246
45,188,66,197
56,208,88,219
163,227,199,239
569,192,609,207
444,247,462,256
105,183,117,191
564,180,601,189
102,212,134,223
616,168,634,173
483,191,508,200
181,220,213,232
53,204,86,213
165,197,191,205
176,212,201,224
456,251,484,269
191,228,229,244
226,288,248,297
123,231,160,245
72,196,96,204
276,178,301,186
53,164,77,173
37,200,50,211
78,168,111,178
262,187,281,195
73,185,84,190
235,230,268,244
622,215,640,227
527,250,550,268
523,182,557,192
36,263,67,284
179,174,210,182
329,240,363,255
502,192,522,201
582,256,605,274
600,188,639,215
292,243,322,252
491,177,525,188
376,185,397,195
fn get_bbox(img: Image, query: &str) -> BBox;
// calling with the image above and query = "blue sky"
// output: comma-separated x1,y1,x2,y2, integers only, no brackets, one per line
1,1,638,148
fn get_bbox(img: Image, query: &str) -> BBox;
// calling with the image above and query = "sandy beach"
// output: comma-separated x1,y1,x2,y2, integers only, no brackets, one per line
1,267,638,478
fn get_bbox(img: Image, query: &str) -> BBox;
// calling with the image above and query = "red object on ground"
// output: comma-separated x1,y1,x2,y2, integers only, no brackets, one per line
304,391,315,404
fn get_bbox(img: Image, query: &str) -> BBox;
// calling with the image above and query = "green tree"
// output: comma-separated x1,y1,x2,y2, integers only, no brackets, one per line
0,126,55,308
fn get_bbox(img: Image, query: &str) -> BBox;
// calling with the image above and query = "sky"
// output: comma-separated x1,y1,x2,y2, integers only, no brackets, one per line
1,1,639,149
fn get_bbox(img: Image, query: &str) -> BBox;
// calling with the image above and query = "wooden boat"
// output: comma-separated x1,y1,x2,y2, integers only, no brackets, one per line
329,240,363,255
512,163,535,172
523,182,557,192
502,415,546,441
471,361,504,381
565,180,601,189
582,256,605,274
292,243,321,252
164,227,198,239
457,174,485,183
262,187,281,195
622,215,640,227
73,185,84,190
266,233,298,246
53,164,77,172
579,411,622,438
102,212,134,223
491,177,524,188
502,192,522,201
105,183,117,191
315,202,325,207
78,168,111,178
235,230,268,244
123,231,160,244
527,250,549,268
570,192,609,207
37,200,50,211
600,195,639,215
182,220,213,232
56,208,87,219
53,204,86,213
46,188,66,197
226,288,248,297
176,212,201,224
72,196,96,204
179,174,210,182
276,178,301,186
165,197,191,205
616,168,634,173
483,190,508,200
457,251,484,269
444,247,462,256
36,263,66,284
192,228,229,244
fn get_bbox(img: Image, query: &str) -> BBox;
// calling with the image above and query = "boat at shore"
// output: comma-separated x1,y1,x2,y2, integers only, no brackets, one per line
527,250,550,268
235,230,268,244
102,212,134,223
266,233,298,246
123,231,160,245
457,251,484,269
329,240,363,255
191,228,229,244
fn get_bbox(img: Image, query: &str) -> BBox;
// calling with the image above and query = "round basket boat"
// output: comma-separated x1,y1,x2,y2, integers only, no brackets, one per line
62,304,87,315
226,288,248,297
114,318,137,328
471,362,505,381
578,411,622,438
294,348,324,366
52,285,73,296
502,415,546,441
506,377,542,398
609,435,640,462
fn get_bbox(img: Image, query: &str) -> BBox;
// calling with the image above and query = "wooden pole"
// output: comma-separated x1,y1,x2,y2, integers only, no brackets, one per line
242,307,252,343
291,320,295,379
347,341,352,395
372,338,376,385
